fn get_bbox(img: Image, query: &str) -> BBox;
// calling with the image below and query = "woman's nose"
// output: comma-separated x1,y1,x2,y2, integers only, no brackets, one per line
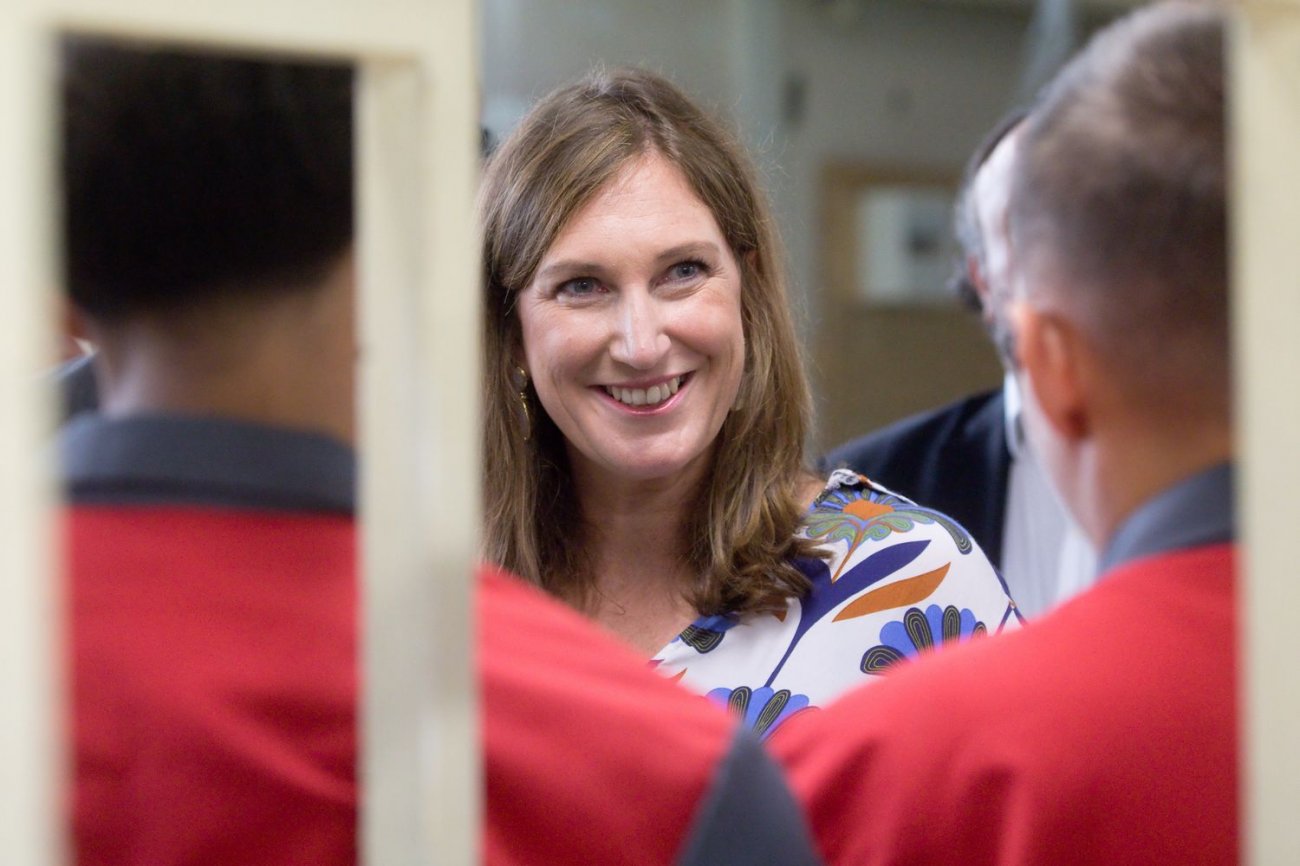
609,290,669,370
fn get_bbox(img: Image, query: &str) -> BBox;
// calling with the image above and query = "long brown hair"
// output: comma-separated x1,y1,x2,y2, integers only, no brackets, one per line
480,68,820,616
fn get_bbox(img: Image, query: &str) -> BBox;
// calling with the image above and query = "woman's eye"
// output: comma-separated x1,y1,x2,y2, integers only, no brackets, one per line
669,260,706,282
558,277,600,297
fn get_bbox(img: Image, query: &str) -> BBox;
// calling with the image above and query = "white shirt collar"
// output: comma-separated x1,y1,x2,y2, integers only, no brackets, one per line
1002,372,1025,459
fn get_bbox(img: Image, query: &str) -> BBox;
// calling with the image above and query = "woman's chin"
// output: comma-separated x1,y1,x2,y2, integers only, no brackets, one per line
609,459,694,484
580,449,714,490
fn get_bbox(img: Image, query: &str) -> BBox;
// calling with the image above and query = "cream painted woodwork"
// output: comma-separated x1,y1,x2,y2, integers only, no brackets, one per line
1234,3,1300,864
0,1,480,864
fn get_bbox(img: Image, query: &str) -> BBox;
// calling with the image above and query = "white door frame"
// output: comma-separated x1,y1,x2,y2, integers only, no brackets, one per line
0,1,480,864
1234,2,1300,863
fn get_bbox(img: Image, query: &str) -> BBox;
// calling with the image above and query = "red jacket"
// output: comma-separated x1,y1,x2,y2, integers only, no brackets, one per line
64,414,817,866
774,543,1237,865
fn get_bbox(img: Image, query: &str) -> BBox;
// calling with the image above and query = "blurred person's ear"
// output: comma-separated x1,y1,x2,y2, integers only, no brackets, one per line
59,299,94,361
967,256,991,311
1011,300,1089,443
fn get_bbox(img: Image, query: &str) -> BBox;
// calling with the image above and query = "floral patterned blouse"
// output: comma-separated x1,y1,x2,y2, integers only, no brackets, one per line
652,469,1021,738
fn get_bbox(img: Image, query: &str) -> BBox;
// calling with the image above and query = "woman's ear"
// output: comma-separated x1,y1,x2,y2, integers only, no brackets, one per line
1011,301,1090,442
509,338,527,375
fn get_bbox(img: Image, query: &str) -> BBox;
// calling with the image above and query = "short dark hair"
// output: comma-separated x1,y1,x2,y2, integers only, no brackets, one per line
1010,1,1227,409
61,39,354,321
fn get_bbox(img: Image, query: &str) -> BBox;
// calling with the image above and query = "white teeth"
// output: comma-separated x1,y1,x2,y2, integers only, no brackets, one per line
604,375,683,407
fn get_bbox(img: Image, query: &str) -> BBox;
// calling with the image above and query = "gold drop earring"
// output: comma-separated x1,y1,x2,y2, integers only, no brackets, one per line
509,365,533,441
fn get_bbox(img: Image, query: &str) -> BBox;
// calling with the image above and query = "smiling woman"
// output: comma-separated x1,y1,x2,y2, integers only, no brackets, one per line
517,154,745,489
479,68,1020,736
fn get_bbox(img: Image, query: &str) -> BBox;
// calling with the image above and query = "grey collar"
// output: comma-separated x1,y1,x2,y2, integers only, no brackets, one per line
1099,462,1234,574
59,413,355,514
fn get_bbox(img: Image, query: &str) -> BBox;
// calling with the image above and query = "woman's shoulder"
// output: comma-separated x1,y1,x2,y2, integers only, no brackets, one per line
810,467,906,501
797,468,1020,642
652,469,1021,739
802,468,978,558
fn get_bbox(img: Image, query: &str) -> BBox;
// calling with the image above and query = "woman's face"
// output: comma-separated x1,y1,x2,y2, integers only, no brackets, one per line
516,153,745,490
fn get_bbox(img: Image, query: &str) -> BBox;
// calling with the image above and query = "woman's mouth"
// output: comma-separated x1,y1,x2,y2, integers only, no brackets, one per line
602,374,688,408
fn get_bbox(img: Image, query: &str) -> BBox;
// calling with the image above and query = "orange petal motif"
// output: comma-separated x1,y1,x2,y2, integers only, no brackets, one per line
843,499,894,521
832,563,951,622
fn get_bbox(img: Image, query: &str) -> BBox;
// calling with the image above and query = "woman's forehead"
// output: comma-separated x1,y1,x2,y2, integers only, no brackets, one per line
538,154,725,264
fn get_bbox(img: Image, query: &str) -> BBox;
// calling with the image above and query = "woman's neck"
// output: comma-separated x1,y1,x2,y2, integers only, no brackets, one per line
571,456,708,655
586,559,698,656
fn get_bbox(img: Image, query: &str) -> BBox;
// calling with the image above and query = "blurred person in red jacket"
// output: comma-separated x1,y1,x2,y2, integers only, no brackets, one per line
774,3,1236,863
61,39,817,866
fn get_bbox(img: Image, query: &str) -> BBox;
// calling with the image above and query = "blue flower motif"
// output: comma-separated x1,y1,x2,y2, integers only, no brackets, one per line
676,612,741,654
860,604,987,675
707,686,811,739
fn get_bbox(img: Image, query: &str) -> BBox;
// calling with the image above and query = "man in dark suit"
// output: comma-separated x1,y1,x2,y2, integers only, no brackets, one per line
825,110,1094,618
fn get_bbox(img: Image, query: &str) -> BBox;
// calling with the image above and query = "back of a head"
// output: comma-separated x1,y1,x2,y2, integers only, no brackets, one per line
62,40,354,323
1011,1,1227,416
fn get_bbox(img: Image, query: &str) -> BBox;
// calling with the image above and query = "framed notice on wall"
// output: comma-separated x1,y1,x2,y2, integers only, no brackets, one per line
853,183,957,305
820,162,959,308
814,160,1000,449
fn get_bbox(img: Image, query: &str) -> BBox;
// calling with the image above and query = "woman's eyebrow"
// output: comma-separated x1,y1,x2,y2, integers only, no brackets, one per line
534,260,608,282
653,241,720,265
534,241,722,284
